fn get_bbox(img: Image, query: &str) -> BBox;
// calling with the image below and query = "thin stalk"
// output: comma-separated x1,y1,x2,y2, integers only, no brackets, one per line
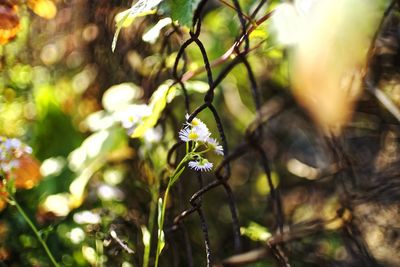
143,187,158,267
11,196,59,267
154,156,189,267
154,181,171,267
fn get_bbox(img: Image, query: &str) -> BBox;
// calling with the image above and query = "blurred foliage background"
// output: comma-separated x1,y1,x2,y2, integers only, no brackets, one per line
1,0,400,266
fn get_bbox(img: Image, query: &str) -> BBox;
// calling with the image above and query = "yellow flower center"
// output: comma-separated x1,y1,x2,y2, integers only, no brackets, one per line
192,119,201,126
188,131,199,140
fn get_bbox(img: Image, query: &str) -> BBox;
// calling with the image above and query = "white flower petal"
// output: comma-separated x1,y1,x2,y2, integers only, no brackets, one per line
184,114,208,129
206,137,224,156
188,159,213,172
179,125,210,143
116,104,152,131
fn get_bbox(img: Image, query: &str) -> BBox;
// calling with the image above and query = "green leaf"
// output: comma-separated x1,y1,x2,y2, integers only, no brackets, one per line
130,81,176,138
240,222,271,242
112,0,164,52
142,17,172,44
69,128,128,172
162,0,201,27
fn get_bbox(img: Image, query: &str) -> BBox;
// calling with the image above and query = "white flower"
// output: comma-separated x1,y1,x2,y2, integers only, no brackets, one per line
185,114,207,129
179,125,210,143
0,137,32,174
206,138,224,156
188,159,213,172
1,160,19,173
116,104,152,134
4,138,22,150
1,138,31,157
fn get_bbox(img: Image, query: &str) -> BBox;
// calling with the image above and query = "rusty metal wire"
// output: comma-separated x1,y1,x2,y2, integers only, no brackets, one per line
159,0,289,266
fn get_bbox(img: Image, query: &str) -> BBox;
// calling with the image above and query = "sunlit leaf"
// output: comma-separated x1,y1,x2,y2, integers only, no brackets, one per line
240,222,271,242
182,80,209,94
41,127,128,217
142,17,172,44
27,0,57,20
130,81,176,138
249,26,269,41
68,128,128,172
112,0,164,52
114,8,156,28
0,3,20,45
170,80,209,96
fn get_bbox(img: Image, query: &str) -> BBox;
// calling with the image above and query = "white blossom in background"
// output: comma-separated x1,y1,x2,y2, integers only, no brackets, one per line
115,104,152,135
143,126,163,144
73,210,101,224
0,137,32,174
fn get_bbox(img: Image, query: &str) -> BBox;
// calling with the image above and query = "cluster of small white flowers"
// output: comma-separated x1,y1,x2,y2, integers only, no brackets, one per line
179,114,224,172
0,137,32,174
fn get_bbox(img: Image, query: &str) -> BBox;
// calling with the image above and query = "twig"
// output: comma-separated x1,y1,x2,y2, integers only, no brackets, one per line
218,0,253,22
366,84,400,122
110,230,135,254
181,11,273,83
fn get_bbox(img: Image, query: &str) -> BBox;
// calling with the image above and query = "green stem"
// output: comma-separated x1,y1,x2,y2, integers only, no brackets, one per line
154,155,190,267
154,181,171,267
11,197,59,267
197,148,210,154
142,188,158,267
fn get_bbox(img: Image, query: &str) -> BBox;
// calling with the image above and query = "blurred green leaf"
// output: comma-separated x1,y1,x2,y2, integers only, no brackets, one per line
182,80,209,94
240,222,271,242
33,85,83,160
69,128,128,172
